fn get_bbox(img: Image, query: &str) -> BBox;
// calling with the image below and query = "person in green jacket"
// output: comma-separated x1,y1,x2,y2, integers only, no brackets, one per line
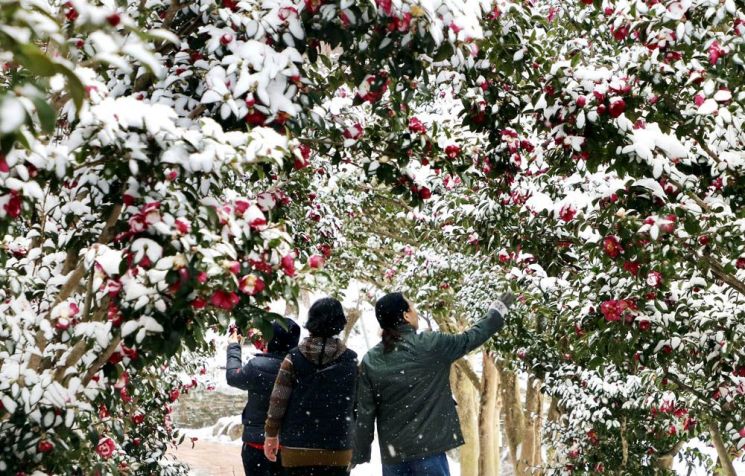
352,291,515,476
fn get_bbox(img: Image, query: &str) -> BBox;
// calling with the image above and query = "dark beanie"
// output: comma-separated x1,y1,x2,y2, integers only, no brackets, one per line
306,297,346,338
375,292,409,329
267,319,301,354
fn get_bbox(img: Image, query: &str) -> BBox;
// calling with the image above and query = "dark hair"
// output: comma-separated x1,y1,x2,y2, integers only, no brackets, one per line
305,297,346,338
375,292,410,353
267,319,301,354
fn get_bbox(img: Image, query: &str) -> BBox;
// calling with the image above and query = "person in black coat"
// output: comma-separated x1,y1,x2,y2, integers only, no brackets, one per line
226,319,301,476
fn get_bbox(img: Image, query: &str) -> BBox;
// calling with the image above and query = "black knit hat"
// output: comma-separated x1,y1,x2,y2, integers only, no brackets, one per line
267,318,301,354
375,292,409,330
306,297,346,338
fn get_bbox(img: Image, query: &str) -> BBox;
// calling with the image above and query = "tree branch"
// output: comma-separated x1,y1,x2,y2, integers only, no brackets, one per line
455,358,481,390
53,203,122,307
709,421,737,476
82,336,122,387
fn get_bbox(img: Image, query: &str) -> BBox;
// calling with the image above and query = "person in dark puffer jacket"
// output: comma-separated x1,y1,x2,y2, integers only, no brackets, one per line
263,297,358,476
226,319,301,476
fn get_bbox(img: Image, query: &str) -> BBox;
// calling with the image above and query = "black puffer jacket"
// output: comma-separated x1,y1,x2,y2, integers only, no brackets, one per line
226,343,285,443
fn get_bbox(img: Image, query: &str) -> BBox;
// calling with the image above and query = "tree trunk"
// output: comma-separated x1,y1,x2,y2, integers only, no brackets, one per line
545,397,562,466
341,306,361,344
709,421,737,476
451,363,479,476
479,352,500,476
498,363,525,474
522,376,543,473
498,365,545,476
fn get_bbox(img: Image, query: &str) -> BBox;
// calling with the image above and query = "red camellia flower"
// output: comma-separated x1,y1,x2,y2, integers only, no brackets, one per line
304,0,323,14
612,24,629,41
343,123,364,140
608,98,626,118
245,110,266,126
210,290,240,310
220,34,233,45
120,387,132,403
708,40,726,65
739,427,745,439
281,254,296,277
576,96,587,108
108,351,123,365
0,154,9,173
587,429,599,445
169,388,180,402
122,345,138,361
226,261,241,274
659,214,677,233
308,255,325,269
646,271,663,288
132,413,145,425
55,317,71,331
408,117,427,134
64,2,79,21
106,13,121,26
637,319,651,331
37,440,54,453
4,190,22,218
238,274,265,295
600,299,634,322
623,261,640,276
317,243,332,258
419,187,432,200
600,300,621,322
96,437,116,459
559,204,577,222
444,144,461,159
175,218,191,234
602,235,623,258
736,257,745,269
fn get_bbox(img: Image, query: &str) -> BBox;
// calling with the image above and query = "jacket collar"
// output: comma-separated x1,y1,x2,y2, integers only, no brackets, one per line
396,323,416,334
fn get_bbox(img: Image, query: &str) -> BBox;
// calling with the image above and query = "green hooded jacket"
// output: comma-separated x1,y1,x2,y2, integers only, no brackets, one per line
352,307,505,465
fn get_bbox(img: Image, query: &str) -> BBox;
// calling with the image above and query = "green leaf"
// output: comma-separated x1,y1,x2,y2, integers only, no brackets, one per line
56,66,86,112
433,43,454,62
31,96,56,133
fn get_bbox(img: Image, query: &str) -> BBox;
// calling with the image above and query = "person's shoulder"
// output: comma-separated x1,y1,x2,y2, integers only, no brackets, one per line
410,329,439,342
249,353,284,368
342,348,358,360
359,344,383,364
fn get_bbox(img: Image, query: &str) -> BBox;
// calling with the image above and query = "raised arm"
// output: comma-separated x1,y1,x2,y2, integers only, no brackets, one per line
225,342,256,391
352,363,377,466
422,293,515,363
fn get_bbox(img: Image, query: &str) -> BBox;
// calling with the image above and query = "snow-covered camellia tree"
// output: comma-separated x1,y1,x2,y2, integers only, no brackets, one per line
295,1,745,474
0,0,305,472
392,1,745,474
0,0,499,472
3,0,744,473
